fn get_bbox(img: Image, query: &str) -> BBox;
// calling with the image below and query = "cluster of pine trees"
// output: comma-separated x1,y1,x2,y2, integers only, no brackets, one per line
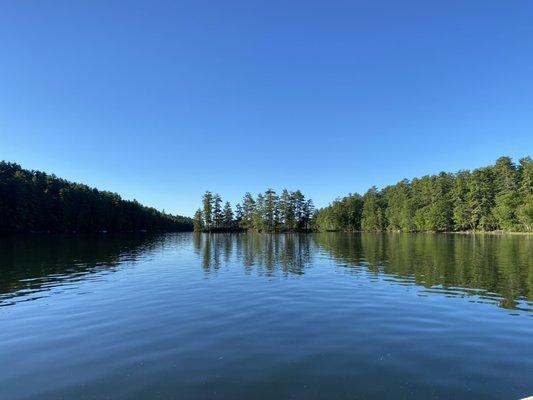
0,162,193,233
194,189,315,232
315,156,532,232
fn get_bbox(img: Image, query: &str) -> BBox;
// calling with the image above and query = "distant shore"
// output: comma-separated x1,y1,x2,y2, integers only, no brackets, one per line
319,230,532,235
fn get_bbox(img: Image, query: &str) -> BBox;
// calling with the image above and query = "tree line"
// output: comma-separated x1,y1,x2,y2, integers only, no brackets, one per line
3,155,531,234
315,156,532,232
194,189,315,232
0,161,193,233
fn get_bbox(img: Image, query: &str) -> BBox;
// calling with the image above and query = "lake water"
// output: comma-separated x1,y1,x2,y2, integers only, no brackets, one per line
0,232,532,400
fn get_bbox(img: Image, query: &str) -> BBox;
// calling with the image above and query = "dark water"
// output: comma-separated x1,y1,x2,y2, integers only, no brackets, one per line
0,233,532,400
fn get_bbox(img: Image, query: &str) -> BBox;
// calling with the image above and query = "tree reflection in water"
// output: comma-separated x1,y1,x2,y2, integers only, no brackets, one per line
194,232,532,311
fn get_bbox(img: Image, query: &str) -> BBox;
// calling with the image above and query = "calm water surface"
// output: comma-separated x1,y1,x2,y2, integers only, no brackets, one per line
0,233,532,400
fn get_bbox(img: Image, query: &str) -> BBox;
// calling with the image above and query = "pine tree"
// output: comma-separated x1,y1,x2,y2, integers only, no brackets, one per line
263,188,278,232
240,193,255,230
193,209,204,232
468,167,496,230
202,191,213,229
213,194,223,228
361,187,384,231
253,194,265,231
235,203,243,227
493,156,520,230
494,156,518,194
344,194,364,231
384,179,413,231
279,189,295,231
452,171,473,231
427,173,453,231
302,199,315,230
517,157,533,231
223,201,234,228
519,157,533,198
292,190,305,229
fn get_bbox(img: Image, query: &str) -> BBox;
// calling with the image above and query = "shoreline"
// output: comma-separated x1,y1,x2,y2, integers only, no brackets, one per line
317,230,532,235
1,230,531,236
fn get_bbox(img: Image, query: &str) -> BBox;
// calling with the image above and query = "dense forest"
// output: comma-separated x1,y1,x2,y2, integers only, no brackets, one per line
0,162,193,233
2,156,531,234
195,156,532,233
194,189,315,232
315,156,532,233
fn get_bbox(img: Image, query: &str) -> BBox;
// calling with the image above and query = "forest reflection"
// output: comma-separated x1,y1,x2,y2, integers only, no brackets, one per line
194,232,532,311
0,233,179,306
1,233,531,312
193,233,313,276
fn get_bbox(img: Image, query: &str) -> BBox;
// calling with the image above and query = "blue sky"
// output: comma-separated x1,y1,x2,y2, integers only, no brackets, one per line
1,0,532,217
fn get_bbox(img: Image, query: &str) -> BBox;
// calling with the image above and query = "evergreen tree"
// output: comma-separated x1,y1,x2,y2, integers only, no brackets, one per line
315,194,363,232
494,156,518,194
468,167,496,230
240,192,255,230
411,176,433,231
344,194,364,231
235,203,243,226
452,171,473,231
279,189,295,231
302,199,315,230
193,209,204,232
292,190,306,229
519,156,533,198
384,179,413,231
493,157,520,230
253,194,265,231
223,201,234,228
516,198,533,232
263,189,278,232
213,194,223,228
361,187,384,231
202,191,213,229
517,157,533,231
427,173,453,231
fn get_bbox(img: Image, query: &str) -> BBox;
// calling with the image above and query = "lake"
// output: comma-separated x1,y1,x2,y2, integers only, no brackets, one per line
0,232,532,400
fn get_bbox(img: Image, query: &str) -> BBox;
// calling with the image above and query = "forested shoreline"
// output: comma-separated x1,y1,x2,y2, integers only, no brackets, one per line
1,156,531,235
0,162,193,233
316,156,532,233
195,156,532,233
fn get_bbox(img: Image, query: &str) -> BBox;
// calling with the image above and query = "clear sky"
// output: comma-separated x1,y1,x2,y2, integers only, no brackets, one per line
1,0,532,217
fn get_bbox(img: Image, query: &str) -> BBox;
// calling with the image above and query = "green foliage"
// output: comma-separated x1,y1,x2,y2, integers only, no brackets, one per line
467,167,496,230
193,209,204,232
0,161,193,233
383,179,414,231
279,189,295,230
240,193,255,230
223,201,234,227
314,194,363,231
516,195,533,231
361,187,384,231
213,194,223,228
196,189,315,232
452,171,472,231
315,155,532,233
202,191,213,228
